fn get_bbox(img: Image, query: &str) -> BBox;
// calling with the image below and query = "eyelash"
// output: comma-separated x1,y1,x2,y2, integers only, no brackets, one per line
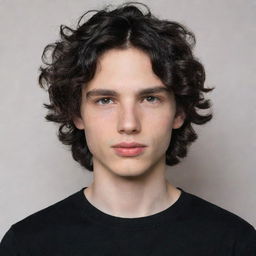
94,96,162,105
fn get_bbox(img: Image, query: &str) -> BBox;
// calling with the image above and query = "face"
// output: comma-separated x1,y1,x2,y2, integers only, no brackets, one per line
74,47,184,178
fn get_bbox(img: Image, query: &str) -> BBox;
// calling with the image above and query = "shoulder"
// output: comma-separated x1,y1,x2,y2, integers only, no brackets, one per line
0,188,85,252
10,188,84,234
183,190,256,238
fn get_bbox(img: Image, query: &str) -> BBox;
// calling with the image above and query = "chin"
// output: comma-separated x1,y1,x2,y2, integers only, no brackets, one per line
110,164,153,179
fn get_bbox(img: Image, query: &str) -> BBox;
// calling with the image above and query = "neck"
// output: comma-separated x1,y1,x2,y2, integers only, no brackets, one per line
84,164,180,218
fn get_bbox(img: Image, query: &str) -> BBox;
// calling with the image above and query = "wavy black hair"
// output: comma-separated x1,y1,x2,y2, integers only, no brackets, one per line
39,2,214,172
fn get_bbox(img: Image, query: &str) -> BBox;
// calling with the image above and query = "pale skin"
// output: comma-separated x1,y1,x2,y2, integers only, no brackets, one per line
73,47,185,218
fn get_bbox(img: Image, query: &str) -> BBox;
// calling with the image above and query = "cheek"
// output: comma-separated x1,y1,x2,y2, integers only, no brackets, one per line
146,110,174,131
83,107,113,129
146,112,174,148
160,115,173,130
82,110,113,152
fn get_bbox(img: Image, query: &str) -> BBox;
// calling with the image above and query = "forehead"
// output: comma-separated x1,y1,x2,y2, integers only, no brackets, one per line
83,47,173,97
97,47,151,66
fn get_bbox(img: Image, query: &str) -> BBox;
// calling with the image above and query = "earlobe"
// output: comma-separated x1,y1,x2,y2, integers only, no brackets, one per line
73,117,85,130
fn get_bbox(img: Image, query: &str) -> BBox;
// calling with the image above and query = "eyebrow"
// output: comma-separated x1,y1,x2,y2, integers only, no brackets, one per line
85,86,171,99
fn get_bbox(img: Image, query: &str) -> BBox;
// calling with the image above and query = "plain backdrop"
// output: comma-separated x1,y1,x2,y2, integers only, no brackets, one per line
0,0,255,239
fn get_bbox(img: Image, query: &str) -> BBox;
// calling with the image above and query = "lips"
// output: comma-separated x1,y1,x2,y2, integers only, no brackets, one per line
112,142,147,148
113,146,146,157
112,142,147,156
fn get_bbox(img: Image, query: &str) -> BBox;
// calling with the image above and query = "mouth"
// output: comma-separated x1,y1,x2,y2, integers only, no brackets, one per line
113,146,146,157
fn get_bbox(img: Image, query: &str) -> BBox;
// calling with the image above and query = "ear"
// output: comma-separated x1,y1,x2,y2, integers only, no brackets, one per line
73,117,85,130
172,111,185,129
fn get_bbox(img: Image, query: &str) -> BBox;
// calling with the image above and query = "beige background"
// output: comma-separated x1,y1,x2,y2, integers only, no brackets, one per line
0,0,255,239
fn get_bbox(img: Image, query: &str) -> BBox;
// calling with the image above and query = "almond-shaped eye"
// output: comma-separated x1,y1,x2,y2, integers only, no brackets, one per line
143,96,161,103
95,97,114,105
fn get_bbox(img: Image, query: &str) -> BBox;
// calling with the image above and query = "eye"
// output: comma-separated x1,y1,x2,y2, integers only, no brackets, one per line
144,96,161,103
94,96,161,105
95,97,114,105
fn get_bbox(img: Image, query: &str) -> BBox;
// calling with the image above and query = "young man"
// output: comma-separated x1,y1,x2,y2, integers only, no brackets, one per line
1,2,255,255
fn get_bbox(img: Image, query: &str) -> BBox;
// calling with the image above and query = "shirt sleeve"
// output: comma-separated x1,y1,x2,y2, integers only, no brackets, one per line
0,227,19,256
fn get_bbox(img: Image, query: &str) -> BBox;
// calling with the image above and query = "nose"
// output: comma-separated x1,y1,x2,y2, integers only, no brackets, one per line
117,103,141,134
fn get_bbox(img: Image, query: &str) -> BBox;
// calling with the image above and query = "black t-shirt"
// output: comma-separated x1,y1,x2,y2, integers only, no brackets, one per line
0,186,255,255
